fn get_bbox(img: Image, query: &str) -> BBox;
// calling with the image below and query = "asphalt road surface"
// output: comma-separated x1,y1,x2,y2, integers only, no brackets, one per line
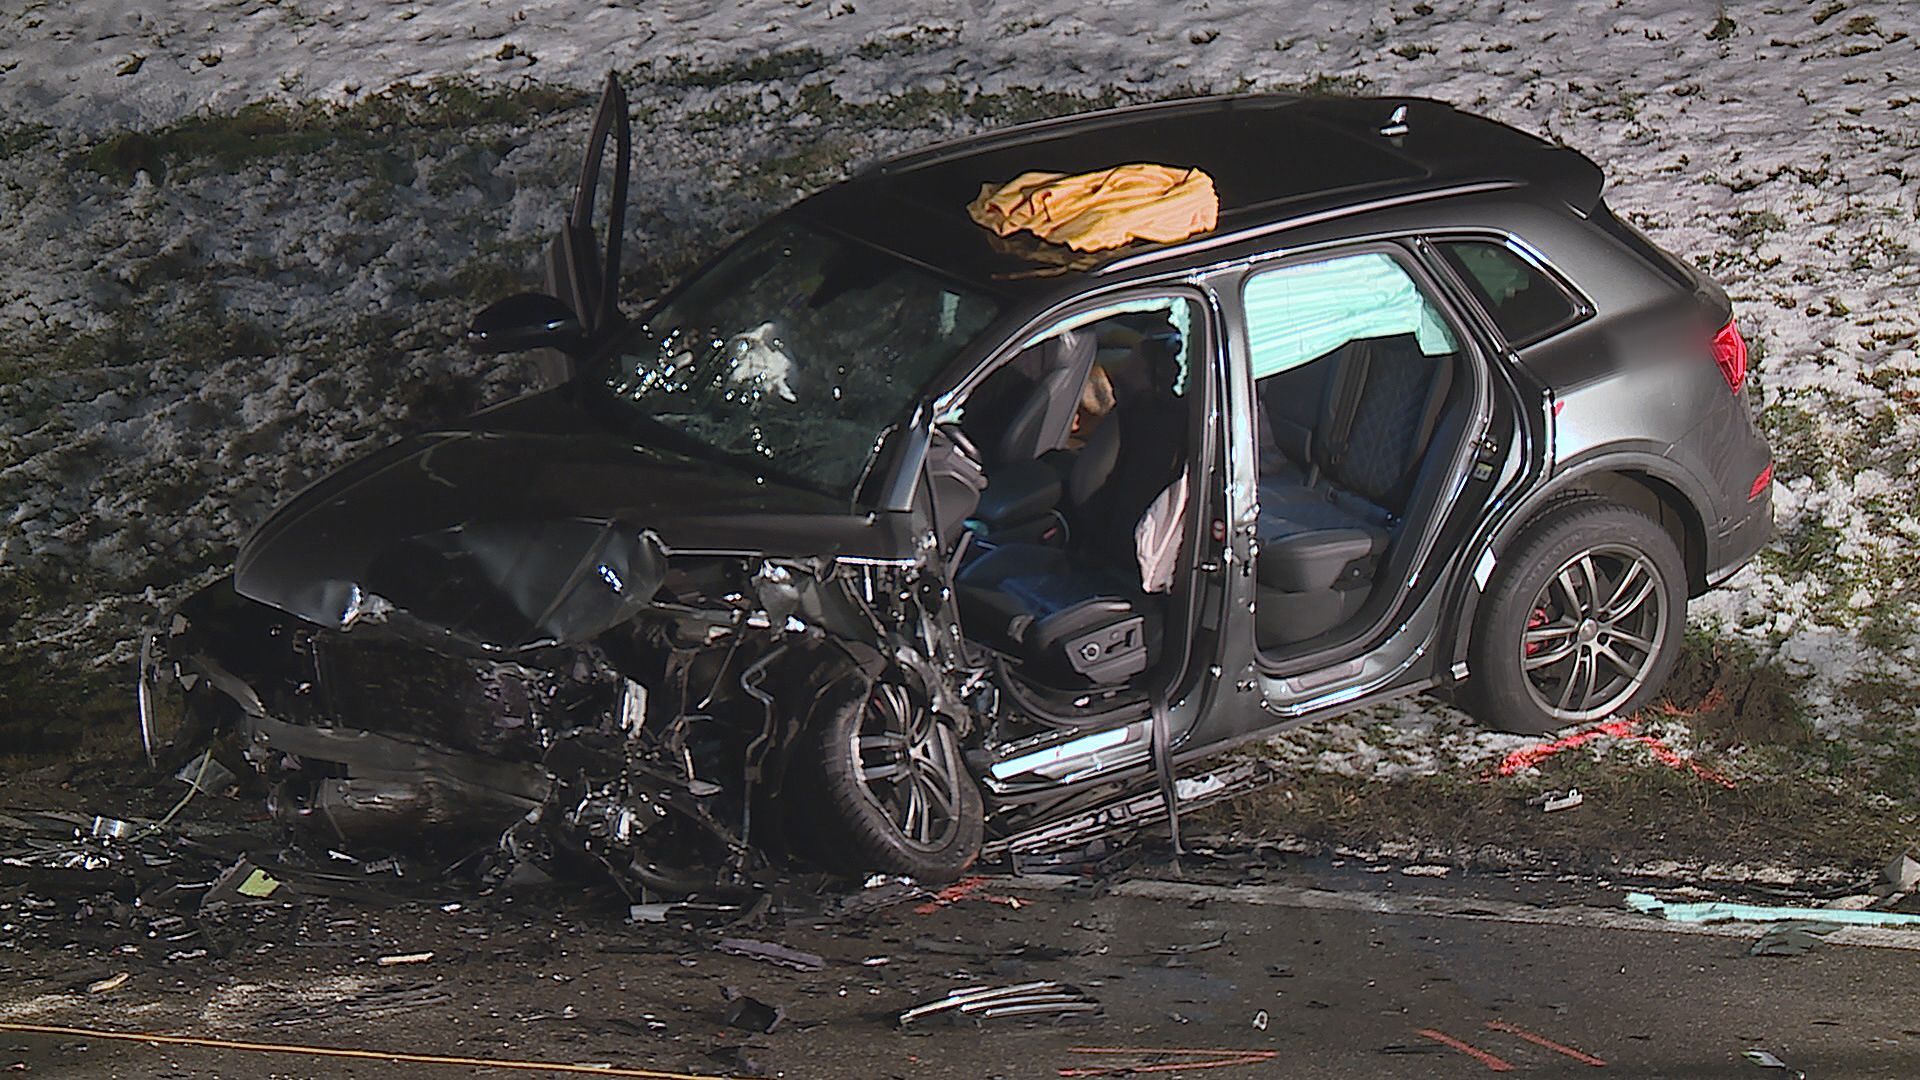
4,853,1916,1078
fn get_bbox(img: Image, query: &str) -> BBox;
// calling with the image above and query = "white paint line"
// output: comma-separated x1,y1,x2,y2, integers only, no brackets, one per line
990,874,1920,953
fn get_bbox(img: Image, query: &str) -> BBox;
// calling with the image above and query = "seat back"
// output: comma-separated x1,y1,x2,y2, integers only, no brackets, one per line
992,329,1096,465
1067,333,1189,569
1323,334,1454,515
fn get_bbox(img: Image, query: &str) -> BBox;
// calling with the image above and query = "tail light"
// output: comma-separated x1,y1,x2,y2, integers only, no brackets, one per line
1711,319,1748,393
1749,462,1773,501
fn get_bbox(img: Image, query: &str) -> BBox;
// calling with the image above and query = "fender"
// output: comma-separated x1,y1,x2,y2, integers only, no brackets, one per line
1434,443,1713,676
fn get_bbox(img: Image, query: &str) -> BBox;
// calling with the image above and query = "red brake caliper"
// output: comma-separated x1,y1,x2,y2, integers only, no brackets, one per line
1524,606,1548,657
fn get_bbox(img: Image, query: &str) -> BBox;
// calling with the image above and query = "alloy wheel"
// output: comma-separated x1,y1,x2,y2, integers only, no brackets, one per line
850,683,965,852
1519,543,1670,723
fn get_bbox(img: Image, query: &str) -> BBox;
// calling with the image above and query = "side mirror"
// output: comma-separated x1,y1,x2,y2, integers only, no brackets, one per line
467,293,585,355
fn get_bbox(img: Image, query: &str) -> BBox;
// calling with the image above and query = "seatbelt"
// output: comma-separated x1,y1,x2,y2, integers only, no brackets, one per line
1318,340,1372,486
1395,353,1456,509
1150,692,1184,861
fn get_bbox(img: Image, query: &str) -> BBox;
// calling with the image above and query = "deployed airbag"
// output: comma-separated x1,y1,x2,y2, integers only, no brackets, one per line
967,164,1219,252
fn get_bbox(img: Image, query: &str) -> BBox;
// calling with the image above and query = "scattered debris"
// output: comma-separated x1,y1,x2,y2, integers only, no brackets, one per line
898,982,1103,1027
376,951,434,966
1743,1048,1807,1077
175,750,237,796
87,816,136,841
715,938,825,972
1541,789,1585,813
1748,923,1838,957
1883,851,1919,895
720,988,784,1034
1401,865,1451,878
1158,933,1227,955
200,857,291,911
86,972,129,994
1253,1009,1269,1031
1626,892,1920,927
1059,1046,1276,1077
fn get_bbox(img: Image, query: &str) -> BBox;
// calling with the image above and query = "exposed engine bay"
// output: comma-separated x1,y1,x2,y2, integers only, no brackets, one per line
144,550,1007,894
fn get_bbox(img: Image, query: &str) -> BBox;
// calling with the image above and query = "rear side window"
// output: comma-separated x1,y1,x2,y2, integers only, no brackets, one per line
1435,239,1583,348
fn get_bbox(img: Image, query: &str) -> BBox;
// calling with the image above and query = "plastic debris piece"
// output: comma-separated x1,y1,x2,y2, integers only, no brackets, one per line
1748,926,1827,957
1542,789,1584,813
376,951,434,966
175,751,237,795
899,981,1103,1027
720,988,783,1034
715,937,826,972
1744,1048,1806,1077
1253,1009,1269,1031
86,972,129,994
1884,851,1920,894
88,817,136,841
236,869,282,899
201,857,295,911
1159,934,1227,955
1627,892,1920,927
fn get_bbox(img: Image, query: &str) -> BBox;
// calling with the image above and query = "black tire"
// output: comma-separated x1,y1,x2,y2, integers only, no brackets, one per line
804,679,984,882
1462,498,1687,735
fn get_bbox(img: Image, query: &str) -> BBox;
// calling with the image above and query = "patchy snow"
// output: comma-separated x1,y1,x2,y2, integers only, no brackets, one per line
2,1,1917,780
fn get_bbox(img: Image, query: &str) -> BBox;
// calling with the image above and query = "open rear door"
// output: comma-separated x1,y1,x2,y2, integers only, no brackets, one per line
545,73,631,342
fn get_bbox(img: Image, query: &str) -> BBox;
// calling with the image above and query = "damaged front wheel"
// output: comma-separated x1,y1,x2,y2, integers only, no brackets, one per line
807,680,983,882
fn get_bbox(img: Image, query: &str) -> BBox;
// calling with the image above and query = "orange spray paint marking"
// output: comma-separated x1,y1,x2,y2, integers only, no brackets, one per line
913,875,1023,914
1416,1028,1516,1071
1485,1020,1607,1066
1491,716,1734,788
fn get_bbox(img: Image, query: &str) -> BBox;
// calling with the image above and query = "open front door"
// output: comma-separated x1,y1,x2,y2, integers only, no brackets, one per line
545,73,632,341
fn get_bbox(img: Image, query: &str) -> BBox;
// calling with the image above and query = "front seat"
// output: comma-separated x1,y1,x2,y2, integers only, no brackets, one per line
961,330,1097,469
956,333,1187,688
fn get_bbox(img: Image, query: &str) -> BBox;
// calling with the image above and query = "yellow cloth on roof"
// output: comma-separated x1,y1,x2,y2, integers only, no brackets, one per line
966,164,1219,253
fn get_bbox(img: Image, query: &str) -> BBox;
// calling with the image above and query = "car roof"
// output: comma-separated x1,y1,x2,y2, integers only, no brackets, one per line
795,94,1604,299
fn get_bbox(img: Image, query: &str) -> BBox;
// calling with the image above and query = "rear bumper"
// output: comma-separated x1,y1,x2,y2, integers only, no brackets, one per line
1704,479,1773,589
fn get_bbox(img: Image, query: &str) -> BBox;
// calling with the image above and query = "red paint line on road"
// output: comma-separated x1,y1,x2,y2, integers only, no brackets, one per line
1416,1028,1515,1072
1485,1020,1607,1066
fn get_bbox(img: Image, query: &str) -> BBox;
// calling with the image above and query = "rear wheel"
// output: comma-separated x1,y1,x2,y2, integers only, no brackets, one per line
806,679,983,881
1464,499,1686,735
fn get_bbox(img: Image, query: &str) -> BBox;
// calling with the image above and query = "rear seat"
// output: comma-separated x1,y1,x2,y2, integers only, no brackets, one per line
1255,334,1454,647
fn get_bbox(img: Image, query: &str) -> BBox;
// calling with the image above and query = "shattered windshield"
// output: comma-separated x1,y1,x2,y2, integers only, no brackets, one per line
600,223,1002,497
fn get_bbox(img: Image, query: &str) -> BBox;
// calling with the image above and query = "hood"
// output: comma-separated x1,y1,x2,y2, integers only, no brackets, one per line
234,388,911,654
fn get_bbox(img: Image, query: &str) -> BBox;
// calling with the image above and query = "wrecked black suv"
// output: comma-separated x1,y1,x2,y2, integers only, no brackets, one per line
143,81,1772,889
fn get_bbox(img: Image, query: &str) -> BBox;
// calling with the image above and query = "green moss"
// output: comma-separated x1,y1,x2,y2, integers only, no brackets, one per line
0,122,53,158
855,26,959,60
80,78,587,184
648,48,829,89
